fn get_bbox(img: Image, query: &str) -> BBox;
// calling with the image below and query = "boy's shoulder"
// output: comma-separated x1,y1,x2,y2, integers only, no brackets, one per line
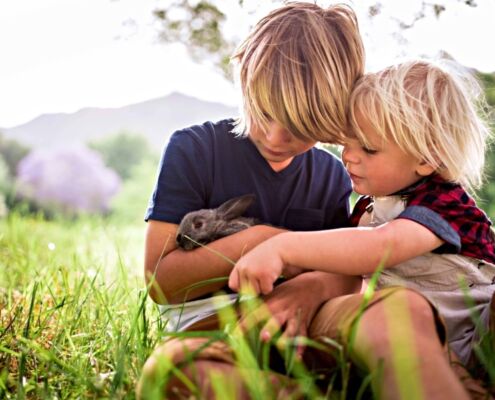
166,118,239,154
171,118,237,142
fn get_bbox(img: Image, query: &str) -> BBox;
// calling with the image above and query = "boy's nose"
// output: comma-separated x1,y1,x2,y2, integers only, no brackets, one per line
342,146,358,165
265,123,292,145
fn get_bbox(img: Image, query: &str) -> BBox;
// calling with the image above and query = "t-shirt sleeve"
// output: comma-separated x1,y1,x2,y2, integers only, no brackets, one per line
398,193,464,253
144,129,211,224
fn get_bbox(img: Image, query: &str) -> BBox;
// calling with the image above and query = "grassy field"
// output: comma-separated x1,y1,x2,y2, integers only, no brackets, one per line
0,213,165,399
1,213,494,399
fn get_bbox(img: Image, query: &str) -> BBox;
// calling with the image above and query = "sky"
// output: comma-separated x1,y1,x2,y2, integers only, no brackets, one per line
0,0,494,128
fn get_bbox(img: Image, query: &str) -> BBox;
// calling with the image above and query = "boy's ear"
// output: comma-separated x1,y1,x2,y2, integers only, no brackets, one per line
416,161,435,177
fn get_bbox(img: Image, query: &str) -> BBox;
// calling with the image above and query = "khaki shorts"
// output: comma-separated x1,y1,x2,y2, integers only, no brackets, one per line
310,286,446,344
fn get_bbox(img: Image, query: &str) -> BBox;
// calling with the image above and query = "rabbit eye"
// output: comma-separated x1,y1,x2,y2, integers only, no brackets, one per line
193,221,203,229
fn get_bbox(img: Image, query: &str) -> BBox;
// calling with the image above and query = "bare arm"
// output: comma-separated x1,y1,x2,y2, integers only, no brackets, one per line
229,218,444,294
144,220,287,304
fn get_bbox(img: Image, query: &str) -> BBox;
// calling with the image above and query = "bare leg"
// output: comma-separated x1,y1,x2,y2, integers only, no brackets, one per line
352,289,469,400
136,337,303,399
165,360,253,400
136,338,238,399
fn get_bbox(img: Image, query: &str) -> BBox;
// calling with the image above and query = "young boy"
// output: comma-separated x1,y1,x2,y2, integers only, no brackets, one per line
139,2,365,397
229,60,494,399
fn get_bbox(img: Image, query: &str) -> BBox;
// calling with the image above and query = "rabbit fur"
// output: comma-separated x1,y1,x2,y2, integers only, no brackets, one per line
176,194,258,250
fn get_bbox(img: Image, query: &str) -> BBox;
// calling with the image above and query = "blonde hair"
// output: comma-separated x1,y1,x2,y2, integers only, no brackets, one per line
349,60,492,191
232,2,364,144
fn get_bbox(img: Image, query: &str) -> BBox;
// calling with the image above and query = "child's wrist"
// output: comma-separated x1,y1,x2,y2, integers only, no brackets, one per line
272,232,292,263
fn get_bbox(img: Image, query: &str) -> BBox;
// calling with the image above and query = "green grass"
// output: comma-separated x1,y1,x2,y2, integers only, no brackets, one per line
0,213,343,399
1,213,494,399
0,212,164,399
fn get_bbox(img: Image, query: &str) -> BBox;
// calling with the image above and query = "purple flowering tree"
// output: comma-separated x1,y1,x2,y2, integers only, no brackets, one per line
16,146,121,215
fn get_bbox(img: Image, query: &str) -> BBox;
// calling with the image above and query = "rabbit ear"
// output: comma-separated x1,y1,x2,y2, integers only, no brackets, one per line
217,194,255,220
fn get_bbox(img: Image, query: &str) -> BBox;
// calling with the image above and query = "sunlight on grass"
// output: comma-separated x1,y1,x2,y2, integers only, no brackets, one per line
0,212,162,399
1,213,494,399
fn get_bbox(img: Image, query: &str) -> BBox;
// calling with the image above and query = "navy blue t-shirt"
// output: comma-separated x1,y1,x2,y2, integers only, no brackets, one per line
145,119,351,230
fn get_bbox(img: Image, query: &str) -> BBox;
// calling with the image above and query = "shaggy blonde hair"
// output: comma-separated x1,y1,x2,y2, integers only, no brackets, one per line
348,60,492,190
232,2,364,144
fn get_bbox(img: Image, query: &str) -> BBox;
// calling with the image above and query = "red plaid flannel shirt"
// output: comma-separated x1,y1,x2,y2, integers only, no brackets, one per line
350,174,495,264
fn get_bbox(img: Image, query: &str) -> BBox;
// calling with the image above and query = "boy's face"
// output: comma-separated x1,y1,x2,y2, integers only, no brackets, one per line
249,120,315,172
342,110,431,196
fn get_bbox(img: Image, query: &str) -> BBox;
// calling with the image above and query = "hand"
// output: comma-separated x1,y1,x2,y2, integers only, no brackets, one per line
228,240,285,295
237,273,330,357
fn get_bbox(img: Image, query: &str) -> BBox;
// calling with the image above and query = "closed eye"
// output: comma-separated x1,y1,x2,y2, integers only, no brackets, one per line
362,146,378,155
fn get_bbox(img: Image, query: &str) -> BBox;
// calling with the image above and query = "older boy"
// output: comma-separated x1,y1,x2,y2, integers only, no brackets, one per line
140,2,364,398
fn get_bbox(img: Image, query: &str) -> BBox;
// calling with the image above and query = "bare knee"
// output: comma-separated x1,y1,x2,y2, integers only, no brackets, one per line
137,339,244,400
137,339,194,400
396,289,442,342
352,289,439,361
136,346,173,400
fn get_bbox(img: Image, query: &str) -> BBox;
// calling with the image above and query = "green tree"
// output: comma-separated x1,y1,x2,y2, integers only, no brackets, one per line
89,132,153,181
111,158,159,223
152,0,480,79
154,0,235,78
0,133,30,178
0,155,9,193
479,72,495,108
473,72,495,218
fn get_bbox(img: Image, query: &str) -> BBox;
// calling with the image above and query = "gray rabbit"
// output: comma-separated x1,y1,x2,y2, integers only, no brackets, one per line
176,194,258,250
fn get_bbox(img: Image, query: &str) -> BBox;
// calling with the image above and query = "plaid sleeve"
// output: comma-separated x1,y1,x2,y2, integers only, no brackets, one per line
398,177,495,260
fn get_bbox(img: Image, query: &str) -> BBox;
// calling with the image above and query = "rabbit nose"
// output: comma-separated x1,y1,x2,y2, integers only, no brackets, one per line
176,234,183,244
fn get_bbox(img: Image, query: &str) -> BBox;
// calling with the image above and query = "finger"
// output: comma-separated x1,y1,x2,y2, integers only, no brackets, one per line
228,269,239,291
259,278,274,295
236,301,274,339
282,317,300,339
240,277,262,296
238,306,267,333
239,279,257,296
294,325,308,357
260,317,282,343
281,310,307,357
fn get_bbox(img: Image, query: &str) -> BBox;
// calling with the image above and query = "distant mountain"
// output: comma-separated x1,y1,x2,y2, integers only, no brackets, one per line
2,92,238,150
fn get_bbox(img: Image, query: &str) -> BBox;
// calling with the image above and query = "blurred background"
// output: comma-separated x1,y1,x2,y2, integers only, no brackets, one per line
1,0,494,222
